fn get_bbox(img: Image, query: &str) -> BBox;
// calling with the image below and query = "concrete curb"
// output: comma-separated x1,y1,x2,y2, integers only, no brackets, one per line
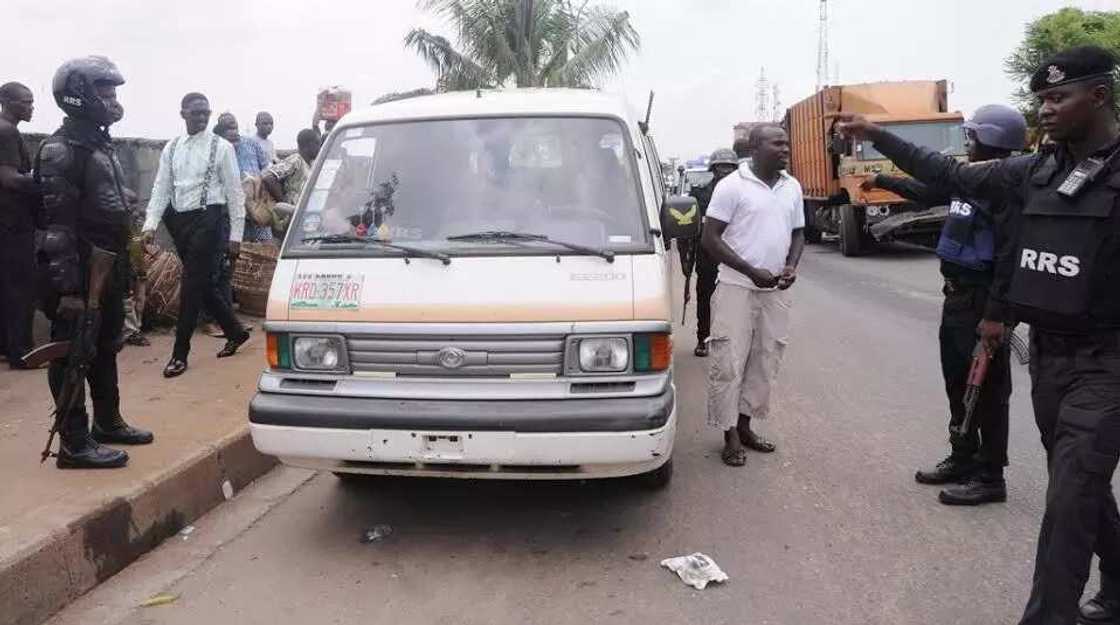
1,427,276,625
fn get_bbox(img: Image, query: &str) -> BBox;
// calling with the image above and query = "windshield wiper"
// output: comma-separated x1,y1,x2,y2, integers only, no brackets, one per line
301,234,451,265
446,230,614,263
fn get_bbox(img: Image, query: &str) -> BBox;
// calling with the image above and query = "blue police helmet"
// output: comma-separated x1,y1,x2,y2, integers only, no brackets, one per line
963,104,1027,152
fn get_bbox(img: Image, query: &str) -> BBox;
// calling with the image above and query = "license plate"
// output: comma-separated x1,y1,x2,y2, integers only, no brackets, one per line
420,434,465,460
290,273,364,310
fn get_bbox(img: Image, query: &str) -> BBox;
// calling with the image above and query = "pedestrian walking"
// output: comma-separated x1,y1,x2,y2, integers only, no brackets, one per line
687,148,738,357
702,124,805,467
35,56,153,468
835,45,1120,625
0,81,40,369
861,104,1027,506
142,92,251,379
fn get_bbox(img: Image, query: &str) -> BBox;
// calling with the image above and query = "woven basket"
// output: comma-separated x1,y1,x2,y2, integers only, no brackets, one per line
232,242,279,317
144,248,182,325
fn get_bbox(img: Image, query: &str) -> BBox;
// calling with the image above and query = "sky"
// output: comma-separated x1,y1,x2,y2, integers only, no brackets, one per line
3,0,1116,160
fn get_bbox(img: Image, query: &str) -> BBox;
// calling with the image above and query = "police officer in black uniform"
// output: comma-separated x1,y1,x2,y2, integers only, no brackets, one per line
36,56,154,469
834,46,1120,625
687,148,739,357
861,104,1027,506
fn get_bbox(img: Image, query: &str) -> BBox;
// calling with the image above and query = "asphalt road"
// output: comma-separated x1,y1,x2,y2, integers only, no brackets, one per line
52,242,1078,625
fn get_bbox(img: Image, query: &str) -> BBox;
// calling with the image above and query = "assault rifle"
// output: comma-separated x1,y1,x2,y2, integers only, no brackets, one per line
951,327,1013,438
23,246,117,462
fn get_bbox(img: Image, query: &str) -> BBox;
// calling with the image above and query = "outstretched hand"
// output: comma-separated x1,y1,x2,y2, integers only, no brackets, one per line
828,112,881,141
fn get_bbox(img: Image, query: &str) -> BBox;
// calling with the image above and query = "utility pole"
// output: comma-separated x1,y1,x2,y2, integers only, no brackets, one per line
755,67,771,122
816,0,829,91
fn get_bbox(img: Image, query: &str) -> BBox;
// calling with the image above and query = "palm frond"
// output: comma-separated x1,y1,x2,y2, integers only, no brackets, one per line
552,7,639,87
404,27,492,90
408,0,639,90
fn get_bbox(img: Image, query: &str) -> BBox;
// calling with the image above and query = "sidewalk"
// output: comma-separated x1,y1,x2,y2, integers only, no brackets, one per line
0,324,275,625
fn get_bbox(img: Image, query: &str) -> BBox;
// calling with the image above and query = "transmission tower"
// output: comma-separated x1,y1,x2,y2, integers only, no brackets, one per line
771,84,782,122
816,0,829,91
755,67,771,122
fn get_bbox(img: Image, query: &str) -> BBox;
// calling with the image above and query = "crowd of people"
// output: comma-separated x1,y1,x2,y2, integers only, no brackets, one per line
0,56,323,469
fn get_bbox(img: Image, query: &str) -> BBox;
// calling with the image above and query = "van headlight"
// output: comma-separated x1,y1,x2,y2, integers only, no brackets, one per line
573,337,630,373
292,336,347,371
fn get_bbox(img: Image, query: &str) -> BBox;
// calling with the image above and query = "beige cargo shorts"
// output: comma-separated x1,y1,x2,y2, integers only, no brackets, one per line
706,282,792,430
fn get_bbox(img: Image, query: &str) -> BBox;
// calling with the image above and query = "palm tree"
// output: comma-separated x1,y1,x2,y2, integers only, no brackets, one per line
405,0,640,91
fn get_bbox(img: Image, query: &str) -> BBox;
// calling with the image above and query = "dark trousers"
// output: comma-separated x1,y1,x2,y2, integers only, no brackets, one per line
1018,330,1120,625
0,228,36,362
695,243,718,343
202,208,234,322
939,281,1011,468
47,262,126,443
164,206,244,361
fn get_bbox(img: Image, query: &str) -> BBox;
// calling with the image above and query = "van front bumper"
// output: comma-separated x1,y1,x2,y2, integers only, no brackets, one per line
248,388,675,479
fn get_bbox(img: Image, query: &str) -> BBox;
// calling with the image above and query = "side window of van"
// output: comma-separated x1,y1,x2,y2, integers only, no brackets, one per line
641,134,666,204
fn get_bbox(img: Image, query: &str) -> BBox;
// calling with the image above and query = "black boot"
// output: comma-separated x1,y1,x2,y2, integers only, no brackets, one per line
57,434,129,469
915,454,976,485
92,401,155,445
92,419,154,445
938,468,1007,506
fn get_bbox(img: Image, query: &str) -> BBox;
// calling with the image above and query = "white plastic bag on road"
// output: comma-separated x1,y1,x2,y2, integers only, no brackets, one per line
660,553,729,590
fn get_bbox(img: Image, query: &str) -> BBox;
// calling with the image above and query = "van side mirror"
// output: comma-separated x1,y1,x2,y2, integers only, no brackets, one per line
660,195,700,240
829,133,849,156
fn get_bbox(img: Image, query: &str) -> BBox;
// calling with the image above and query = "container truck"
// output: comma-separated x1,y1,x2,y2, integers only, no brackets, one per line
785,81,966,256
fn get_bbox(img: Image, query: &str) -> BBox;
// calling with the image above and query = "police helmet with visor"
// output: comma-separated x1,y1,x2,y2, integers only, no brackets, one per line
52,56,125,125
708,148,738,171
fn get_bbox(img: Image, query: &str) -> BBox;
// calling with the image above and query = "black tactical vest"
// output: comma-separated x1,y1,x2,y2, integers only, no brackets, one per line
1005,152,1120,331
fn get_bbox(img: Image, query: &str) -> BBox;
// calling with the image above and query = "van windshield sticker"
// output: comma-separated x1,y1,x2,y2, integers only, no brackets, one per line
345,128,363,138
609,235,632,243
290,273,364,310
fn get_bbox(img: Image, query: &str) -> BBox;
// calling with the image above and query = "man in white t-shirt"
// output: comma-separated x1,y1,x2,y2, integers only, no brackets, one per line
701,124,805,467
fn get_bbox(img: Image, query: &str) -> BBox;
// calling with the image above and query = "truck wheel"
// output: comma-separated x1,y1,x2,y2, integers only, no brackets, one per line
803,202,822,244
635,458,673,490
804,226,823,245
839,205,864,257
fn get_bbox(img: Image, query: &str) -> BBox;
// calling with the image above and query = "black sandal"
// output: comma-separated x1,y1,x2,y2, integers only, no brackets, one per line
163,358,188,378
721,446,747,466
740,429,776,453
217,329,252,358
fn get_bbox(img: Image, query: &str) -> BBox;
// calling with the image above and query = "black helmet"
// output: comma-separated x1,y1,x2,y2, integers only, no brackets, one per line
708,148,738,170
52,56,125,124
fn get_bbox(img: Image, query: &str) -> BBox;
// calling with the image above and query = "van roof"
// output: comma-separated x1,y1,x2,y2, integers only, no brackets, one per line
339,88,640,127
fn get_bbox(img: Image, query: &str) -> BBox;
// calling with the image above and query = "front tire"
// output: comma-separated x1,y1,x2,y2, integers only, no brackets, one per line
635,458,673,490
839,205,864,257
803,202,822,244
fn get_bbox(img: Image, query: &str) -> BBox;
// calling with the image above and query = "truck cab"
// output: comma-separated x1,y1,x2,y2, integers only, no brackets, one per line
249,89,686,488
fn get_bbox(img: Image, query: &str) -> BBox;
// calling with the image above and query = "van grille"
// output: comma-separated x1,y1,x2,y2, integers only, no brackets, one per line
346,334,565,377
